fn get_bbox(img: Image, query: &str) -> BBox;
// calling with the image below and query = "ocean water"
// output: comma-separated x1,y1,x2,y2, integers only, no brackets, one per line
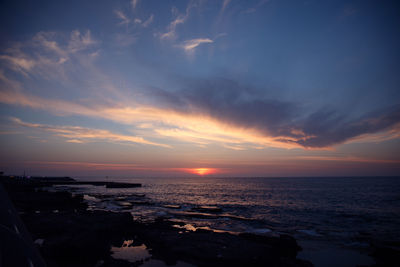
55,176,400,266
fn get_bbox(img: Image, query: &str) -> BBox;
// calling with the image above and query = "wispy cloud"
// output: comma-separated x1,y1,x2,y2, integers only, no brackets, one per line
0,30,97,79
115,10,130,25
180,38,213,52
221,0,231,13
159,16,185,40
68,30,97,53
33,32,67,56
0,54,36,76
131,0,139,10
0,29,127,104
159,1,198,40
2,75,400,151
132,14,154,28
11,117,170,148
65,139,84,143
0,88,301,150
295,155,400,164
346,124,400,144
141,79,400,149
113,8,153,45
142,14,154,27
2,31,399,151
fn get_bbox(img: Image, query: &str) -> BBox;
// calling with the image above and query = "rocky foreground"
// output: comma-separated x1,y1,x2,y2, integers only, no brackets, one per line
2,177,313,267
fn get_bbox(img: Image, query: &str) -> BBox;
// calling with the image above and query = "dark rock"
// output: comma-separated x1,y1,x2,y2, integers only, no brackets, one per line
163,204,181,209
2,178,313,267
192,205,222,213
1,176,141,189
369,243,400,267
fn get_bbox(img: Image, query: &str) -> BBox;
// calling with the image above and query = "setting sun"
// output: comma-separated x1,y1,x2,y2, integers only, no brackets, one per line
191,168,215,176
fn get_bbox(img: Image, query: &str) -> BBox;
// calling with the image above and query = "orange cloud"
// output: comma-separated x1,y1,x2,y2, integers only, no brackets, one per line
11,117,170,148
0,89,306,149
1,87,399,151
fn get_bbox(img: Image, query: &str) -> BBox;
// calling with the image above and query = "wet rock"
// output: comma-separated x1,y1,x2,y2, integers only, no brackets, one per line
192,206,222,213
1,176,141,189
369,243,400,267
22,210,135,266
136,219,312,267
3,178,313,267
163,204,181,209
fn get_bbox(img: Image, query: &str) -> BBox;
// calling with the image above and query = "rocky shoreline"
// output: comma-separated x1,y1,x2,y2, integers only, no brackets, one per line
3,176,141,188
1,176,315,267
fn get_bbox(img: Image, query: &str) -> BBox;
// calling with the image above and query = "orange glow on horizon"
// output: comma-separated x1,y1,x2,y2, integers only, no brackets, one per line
190,168,216,176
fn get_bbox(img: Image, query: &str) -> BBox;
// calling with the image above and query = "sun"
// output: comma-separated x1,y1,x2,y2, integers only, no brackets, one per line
191,168,215,176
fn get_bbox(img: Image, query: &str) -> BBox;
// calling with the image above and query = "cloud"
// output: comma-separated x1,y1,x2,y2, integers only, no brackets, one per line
159,1,198,40
0,33,66,77
0,30,98,80
142,14,154,27
221,0,231,12
0,87,301,150
295,155,400,164
295,107,400,148
0,54,36,76
132,14,154,28
180,38,213,52
159,16,185,40
1,30,399,151
66,139,84,143
33,32,66,56
113,9,153,44
141,78,400,149
0,29,127,105
68,30,97,53
11,117,170,148
115,10,130,25
131,0,139,10
3,73,399,150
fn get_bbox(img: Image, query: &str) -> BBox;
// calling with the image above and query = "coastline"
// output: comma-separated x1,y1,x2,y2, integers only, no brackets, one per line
1,176,313,267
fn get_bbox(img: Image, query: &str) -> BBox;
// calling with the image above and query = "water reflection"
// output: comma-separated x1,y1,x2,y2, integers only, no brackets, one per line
110,240,150,263
110,240,195,266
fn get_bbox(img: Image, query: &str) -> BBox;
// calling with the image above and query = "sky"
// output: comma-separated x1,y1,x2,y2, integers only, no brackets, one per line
0,0,400,177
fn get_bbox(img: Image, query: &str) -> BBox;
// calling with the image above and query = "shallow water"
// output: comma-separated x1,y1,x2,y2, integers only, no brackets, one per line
111,240,150,263
67,176,400,266
110,240,194,267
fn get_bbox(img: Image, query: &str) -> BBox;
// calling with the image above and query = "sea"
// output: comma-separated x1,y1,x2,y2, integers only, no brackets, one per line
50,176,400,267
